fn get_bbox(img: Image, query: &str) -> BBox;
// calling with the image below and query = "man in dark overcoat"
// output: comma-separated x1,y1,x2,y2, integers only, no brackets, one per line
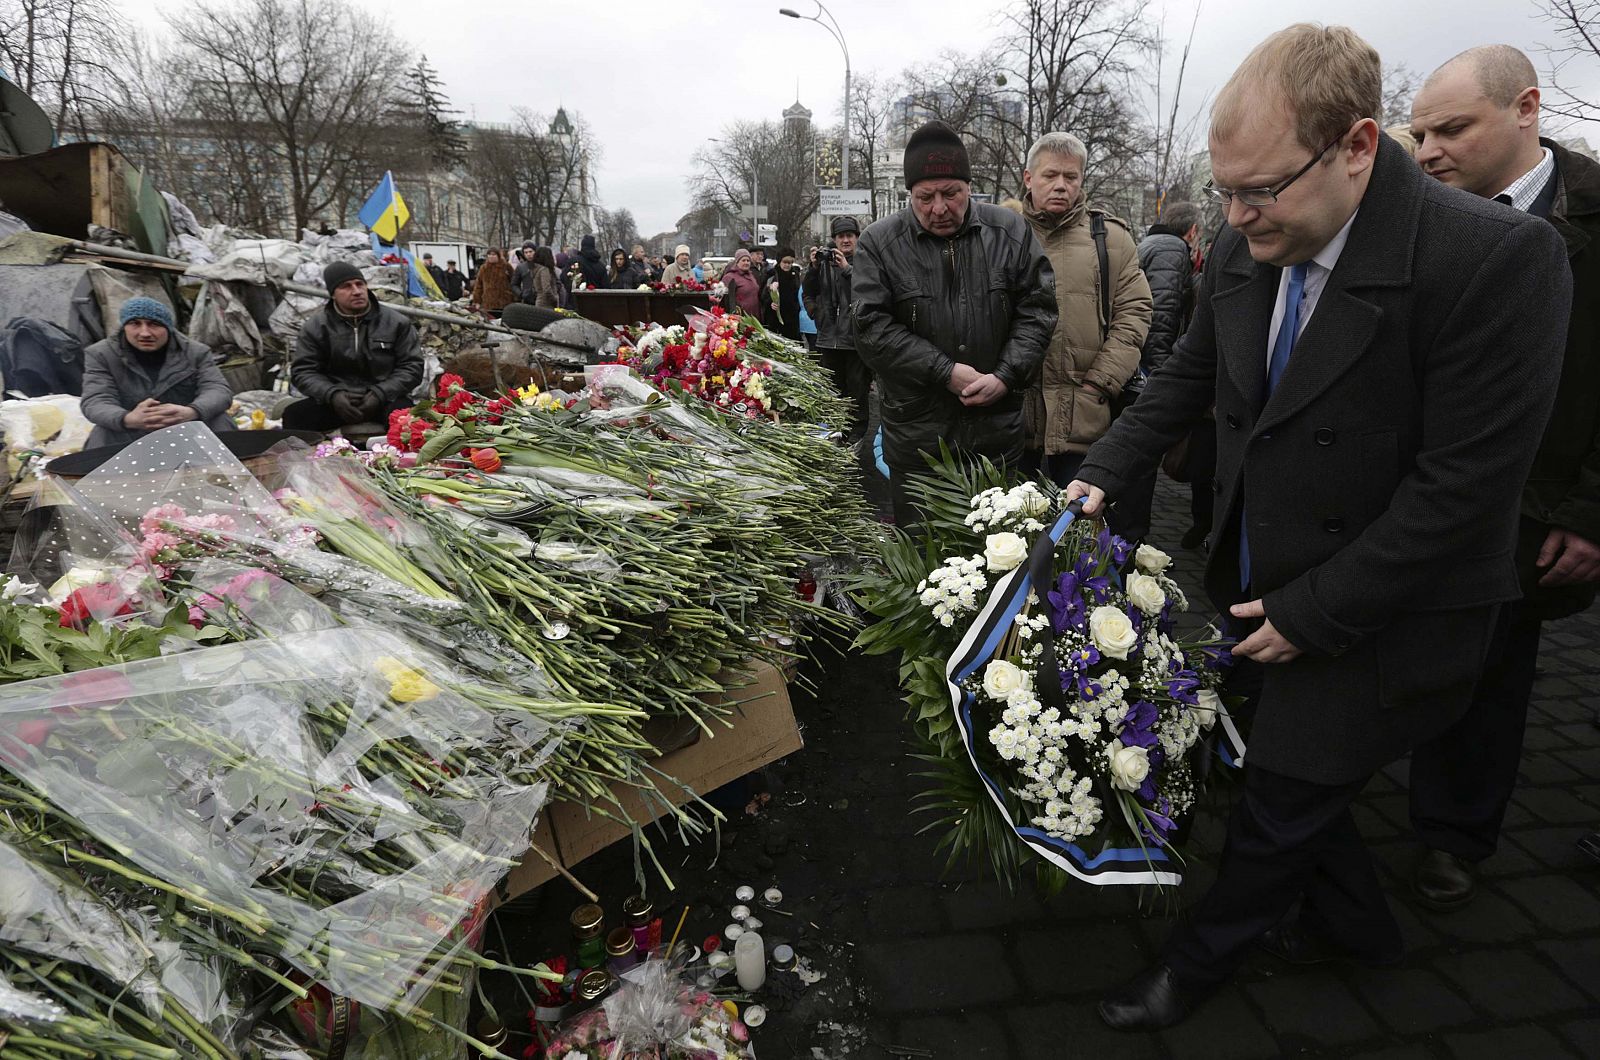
1406,44,1600,901
1068,24,1572,1030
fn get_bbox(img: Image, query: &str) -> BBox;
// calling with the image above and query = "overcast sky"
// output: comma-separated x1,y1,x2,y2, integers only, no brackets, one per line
121,0,1599,234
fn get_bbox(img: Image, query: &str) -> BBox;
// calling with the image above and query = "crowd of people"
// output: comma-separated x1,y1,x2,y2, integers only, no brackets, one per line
835,24,1598,1036
72,24,1597,1041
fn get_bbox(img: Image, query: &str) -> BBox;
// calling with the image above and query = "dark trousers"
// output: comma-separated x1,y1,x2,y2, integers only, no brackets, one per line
1187,419,1218,533
889,467,927,531
282,397,404,432
1164,763,1401,987
1408,603,1544,861
819,346,871,443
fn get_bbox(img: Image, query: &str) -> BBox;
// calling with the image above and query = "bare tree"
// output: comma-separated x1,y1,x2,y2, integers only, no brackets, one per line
1537,0,1600,121
894,0,1152,207
467,109,595,248
846,72,899,219
689,119,821,249
594,206,640,256
166,0,412,236
1382,62,1421,128
0,0,121,138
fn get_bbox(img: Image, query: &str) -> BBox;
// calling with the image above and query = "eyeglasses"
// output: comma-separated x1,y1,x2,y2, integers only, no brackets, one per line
1204,131,1346,207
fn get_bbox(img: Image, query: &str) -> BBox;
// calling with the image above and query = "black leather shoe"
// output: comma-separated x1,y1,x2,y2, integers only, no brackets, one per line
1258,921,1403,968
1579,832,1600,865
1098,964,1193,1031
1180,525,1208,551
1413,848,1477,911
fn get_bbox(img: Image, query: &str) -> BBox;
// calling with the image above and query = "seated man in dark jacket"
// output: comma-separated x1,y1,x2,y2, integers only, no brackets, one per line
285,262,424,431
79,296,234,448
852,120,1058,528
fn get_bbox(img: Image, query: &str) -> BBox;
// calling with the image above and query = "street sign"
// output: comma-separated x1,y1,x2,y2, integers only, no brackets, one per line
820,189,871,215
713,228,729,237
757,224,777,247
740,204,769,220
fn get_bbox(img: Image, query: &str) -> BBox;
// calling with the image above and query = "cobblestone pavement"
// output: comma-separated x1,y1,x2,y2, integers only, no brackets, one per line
493,477,1599,1058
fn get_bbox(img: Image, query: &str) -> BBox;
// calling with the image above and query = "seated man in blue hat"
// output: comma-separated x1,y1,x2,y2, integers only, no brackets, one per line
284,262,423,432
79,296,235,448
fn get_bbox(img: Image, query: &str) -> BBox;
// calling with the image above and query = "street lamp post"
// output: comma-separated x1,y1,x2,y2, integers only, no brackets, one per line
779,2,851,192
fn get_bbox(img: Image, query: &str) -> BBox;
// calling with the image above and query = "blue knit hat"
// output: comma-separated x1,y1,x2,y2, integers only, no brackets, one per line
119,296,174,331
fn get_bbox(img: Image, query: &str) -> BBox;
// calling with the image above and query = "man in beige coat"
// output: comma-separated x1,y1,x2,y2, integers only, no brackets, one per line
1021,133,1152,512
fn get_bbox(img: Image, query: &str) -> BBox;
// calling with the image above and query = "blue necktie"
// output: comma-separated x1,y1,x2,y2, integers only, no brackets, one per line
1240,263,1308,590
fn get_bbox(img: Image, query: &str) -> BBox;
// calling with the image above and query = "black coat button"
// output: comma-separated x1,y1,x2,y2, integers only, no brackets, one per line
1324,517,1345,533
1315,427,1336,446
1226,414,1241,429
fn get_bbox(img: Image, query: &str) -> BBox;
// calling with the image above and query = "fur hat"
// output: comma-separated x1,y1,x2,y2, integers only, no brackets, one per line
903,120,971,188
674,244,691,259
830,216,860,236
119,296,174,331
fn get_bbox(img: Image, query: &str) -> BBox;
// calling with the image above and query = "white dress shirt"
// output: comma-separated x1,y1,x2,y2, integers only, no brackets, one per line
1496,147,1555,213
1265,209,1359,369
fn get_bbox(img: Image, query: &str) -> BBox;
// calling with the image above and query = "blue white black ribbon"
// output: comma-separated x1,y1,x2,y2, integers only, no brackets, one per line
944,504,1246,886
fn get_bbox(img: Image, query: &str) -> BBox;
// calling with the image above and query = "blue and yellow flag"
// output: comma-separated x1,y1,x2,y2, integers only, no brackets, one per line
358,171,410,243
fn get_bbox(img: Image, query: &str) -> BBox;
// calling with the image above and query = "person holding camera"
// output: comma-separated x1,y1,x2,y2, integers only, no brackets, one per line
804,216,868,443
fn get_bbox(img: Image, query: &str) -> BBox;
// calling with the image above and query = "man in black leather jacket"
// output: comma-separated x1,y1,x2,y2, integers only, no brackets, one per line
853,120,1057,528
285,261,424,431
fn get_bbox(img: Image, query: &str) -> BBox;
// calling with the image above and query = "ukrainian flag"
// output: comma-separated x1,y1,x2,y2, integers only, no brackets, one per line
358,171,410,243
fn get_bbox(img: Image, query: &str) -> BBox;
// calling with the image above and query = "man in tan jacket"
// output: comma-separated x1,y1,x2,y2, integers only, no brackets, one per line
1021,133,1152,527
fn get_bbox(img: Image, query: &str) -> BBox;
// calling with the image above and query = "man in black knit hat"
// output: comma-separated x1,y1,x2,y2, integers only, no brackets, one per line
852,120,1058,528
285,261,424,432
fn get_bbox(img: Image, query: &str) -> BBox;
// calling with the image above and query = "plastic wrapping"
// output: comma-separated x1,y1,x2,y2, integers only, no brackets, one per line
0,624,559,1011
545,956,756,1058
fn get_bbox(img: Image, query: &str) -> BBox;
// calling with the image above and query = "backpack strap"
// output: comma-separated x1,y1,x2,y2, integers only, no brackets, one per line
1090,211,1111,343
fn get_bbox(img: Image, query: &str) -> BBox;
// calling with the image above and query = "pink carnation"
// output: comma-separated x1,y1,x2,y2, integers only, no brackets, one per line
139,503,188,537
182,512,238,533
138,531,181,563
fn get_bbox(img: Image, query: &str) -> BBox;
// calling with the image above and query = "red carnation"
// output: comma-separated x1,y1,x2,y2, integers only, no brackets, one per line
58,583,135,630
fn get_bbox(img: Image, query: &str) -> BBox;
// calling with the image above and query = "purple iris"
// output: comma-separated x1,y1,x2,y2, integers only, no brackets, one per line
1201,644,1236,669
1072,555,1113,603
1118,699,1160,749
1144,799,1177,840
1076,671,1104,700
1058,643,1101,684
1096,526,1134,567
1165,671,1201,706
1048,571,1086,632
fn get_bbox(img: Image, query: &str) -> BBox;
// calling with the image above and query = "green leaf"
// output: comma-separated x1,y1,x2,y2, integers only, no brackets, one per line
418,422,469,464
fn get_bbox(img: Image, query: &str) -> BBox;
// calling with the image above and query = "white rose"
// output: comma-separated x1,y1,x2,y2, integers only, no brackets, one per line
1134,543,1172,575
1088,605,1139,660
983,660,1029,700
1126,571,1167,614
1106,743,1151,792
1018,487,1050,518
1195,689,1222,731
985,532,1028,573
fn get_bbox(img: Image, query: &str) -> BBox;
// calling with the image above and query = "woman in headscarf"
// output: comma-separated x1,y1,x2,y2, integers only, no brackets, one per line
720,249,764,317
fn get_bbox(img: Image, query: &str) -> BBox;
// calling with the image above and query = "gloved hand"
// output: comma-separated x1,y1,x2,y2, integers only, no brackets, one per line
330,391,363,423
357,389,386,419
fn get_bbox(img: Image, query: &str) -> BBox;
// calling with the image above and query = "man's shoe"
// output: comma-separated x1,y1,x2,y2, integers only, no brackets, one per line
1579,832,1600,865
1258,921,1403,968
1413,848,1477,911
1180,525,1207,551
1098,964,1193,1031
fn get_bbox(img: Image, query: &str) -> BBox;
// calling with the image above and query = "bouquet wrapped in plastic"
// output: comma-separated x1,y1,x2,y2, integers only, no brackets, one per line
544,957,755,1060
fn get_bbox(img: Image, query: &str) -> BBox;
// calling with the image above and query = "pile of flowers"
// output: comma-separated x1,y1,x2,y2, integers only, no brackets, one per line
611,310,777,420
648,276,710,292
855,454,1239,886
